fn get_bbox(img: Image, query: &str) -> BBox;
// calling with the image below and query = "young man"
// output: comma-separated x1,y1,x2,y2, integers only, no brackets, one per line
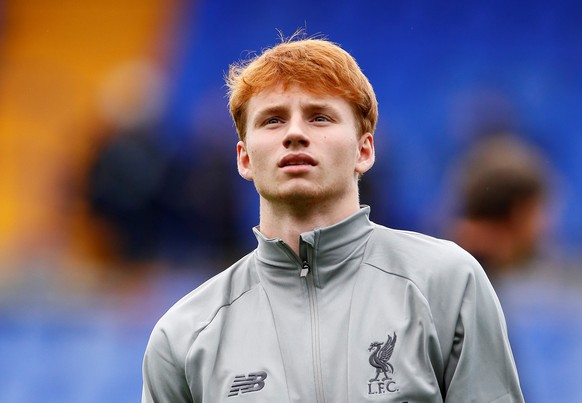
142,35,524,402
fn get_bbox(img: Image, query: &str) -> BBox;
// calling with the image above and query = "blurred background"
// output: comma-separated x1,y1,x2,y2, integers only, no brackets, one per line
1,0,581,401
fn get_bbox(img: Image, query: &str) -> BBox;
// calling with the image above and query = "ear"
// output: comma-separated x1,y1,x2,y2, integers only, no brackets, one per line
355,133,375,175
236,141,254,181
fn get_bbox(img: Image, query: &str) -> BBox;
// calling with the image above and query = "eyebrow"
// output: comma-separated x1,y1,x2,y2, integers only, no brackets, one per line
300,101,337,115
251,106,288,126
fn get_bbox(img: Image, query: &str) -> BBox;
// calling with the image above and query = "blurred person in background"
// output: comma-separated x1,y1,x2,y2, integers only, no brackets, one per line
445,133,582,402
86,60,170,270
87,60,240,272
447,134,551,285
142,33,523,402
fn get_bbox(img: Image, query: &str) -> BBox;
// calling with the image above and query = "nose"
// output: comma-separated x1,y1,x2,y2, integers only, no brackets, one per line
283,117,310,148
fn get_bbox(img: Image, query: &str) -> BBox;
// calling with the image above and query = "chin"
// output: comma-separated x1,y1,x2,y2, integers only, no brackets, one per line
281,191,349,212
260,183,327,205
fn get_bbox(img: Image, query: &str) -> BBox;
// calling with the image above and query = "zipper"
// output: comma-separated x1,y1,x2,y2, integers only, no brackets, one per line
300,258,325,403
276,239,325,402
300,261,310,277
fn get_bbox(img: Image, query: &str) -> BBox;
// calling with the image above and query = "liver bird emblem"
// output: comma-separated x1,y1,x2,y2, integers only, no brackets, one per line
368,332,397,382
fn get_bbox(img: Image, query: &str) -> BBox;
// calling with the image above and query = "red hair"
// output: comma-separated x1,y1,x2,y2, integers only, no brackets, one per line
226,35,378,141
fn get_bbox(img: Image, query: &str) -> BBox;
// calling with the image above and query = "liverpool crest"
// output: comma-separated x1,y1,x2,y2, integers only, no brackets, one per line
367,332,399,395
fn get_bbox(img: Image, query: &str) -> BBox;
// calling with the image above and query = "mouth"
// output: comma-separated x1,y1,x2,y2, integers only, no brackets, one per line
278,153,317,168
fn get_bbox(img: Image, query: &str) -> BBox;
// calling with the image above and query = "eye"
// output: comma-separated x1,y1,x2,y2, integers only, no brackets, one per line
265,117,282,125
313,115,331,123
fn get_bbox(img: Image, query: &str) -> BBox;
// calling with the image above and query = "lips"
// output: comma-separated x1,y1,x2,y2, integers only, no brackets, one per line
278,153,318,168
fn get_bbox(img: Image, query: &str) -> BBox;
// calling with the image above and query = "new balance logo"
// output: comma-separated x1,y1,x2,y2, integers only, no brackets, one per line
228,371,268,397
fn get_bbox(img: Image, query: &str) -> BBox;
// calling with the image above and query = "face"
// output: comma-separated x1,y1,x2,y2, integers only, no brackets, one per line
237,85,374,207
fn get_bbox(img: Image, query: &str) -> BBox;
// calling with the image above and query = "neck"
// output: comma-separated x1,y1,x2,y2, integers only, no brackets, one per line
257,196,361,254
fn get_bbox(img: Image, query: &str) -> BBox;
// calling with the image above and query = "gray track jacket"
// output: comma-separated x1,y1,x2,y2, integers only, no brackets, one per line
142,207,524,402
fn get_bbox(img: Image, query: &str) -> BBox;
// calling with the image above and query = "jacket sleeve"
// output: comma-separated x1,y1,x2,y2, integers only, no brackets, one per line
443,260,524,402
142,325,194,403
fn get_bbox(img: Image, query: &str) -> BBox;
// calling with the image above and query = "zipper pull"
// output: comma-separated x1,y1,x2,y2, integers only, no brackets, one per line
300,261,310,277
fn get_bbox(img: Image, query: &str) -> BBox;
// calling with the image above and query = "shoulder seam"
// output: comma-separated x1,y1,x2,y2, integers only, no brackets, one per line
362,261,428,302
183,281,262,380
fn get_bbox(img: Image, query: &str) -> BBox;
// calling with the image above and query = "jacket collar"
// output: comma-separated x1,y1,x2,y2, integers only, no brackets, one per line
253,206,374,275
